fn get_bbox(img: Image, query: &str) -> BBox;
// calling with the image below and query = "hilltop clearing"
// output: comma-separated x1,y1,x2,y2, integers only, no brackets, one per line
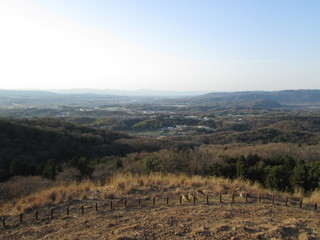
1,174,319,239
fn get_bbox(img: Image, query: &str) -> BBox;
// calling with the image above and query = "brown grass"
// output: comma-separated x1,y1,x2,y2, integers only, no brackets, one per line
107,173,271,197
0,176,54,202
1,173,319,215
106,173,320,204
0,180,96,215
305,189,320,204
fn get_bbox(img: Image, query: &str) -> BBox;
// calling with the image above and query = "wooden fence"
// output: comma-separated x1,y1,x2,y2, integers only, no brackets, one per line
1,193,318,229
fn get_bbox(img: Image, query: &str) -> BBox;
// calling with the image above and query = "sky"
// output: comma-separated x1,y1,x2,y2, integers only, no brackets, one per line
0,0,319,92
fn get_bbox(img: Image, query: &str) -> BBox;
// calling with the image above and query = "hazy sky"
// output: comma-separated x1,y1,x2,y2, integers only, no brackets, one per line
0,0,319,91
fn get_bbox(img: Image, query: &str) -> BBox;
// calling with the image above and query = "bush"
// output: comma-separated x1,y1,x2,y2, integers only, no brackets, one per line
55,168,82,183
0,176,54,202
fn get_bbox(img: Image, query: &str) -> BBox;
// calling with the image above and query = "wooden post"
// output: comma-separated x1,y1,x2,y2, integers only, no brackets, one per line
95,203,98,211
50,208,54,219
179,195,182,204
166,196,169,205
193,195,196,205
152,197,155,206
258,193,261,203
2,217,5,228
231,193,234,203
272,195,275,204
124,198,127,207
138,198,141,207
206,195,209,204
300,199,303,209
315,202,318,211
35,210,39,221
219,194,222,204
66,206,70,215
19,213,23,224
110,200,113,210
245,194,248,203
81,205,84,215
285,197,288,206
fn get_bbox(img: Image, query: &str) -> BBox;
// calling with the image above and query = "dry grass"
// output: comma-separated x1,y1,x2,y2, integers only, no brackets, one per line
106,173,320,204
0,180,96,215
0,176,54,202
107,173,273,197
1,173,319,215
305,189,320,204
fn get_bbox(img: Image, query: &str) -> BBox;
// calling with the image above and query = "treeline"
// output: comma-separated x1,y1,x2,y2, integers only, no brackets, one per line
207,154,320,192
192,127,319,145
113,147,320,194
68,115,216,131
131,116,216,130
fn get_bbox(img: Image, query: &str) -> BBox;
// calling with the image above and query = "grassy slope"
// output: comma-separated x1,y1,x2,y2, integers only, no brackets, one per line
1,174,319,239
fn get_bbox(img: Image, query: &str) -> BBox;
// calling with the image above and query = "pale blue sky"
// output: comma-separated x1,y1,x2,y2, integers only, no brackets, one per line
0,0,319,91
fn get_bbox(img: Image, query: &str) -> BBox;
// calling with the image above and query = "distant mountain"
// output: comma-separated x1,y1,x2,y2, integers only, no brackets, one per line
0,89,209,108
0,89,147,108
49,89,210,97
194,90,320,105
1,89,319,109
0,90,58,98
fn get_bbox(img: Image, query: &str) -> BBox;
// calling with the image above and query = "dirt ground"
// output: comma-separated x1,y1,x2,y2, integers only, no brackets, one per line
1,193,319,240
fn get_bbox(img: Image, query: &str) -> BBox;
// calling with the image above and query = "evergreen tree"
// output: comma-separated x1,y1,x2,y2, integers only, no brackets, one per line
236,155,248,179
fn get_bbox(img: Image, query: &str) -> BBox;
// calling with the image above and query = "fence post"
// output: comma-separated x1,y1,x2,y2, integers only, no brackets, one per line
179,195,182,204
272,195,275,205
315,202,318,211
66,206,70,215
300,199,303,209
110,200,113,210
166,196,169,205
2,217,5,228
19,213,23,224
95,203,98,211
81,205,84,215
35,210,39,221
50,208,54,219
232,193,234,204
258,193,261,203
219,194,222,204
206,195,209,204
285,197,288,206
124,198,127,207
138,198,141,207
152,197,155,206
245,194,248,203
193,195,196,205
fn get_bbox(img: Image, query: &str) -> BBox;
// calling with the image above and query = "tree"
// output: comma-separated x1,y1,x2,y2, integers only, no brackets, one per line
143,155,157,174
291,162,320,192
68,157,93,178
236,155,248,179
41,159,58,179
265,165,292,191
291,164,309,191
9,160,36,176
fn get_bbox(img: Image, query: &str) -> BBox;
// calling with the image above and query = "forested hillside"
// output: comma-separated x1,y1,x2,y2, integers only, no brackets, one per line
1,111,320,195
0,118,163,181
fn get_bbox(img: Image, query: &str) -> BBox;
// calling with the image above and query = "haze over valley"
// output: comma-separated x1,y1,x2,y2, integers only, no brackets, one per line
1,0,320,239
